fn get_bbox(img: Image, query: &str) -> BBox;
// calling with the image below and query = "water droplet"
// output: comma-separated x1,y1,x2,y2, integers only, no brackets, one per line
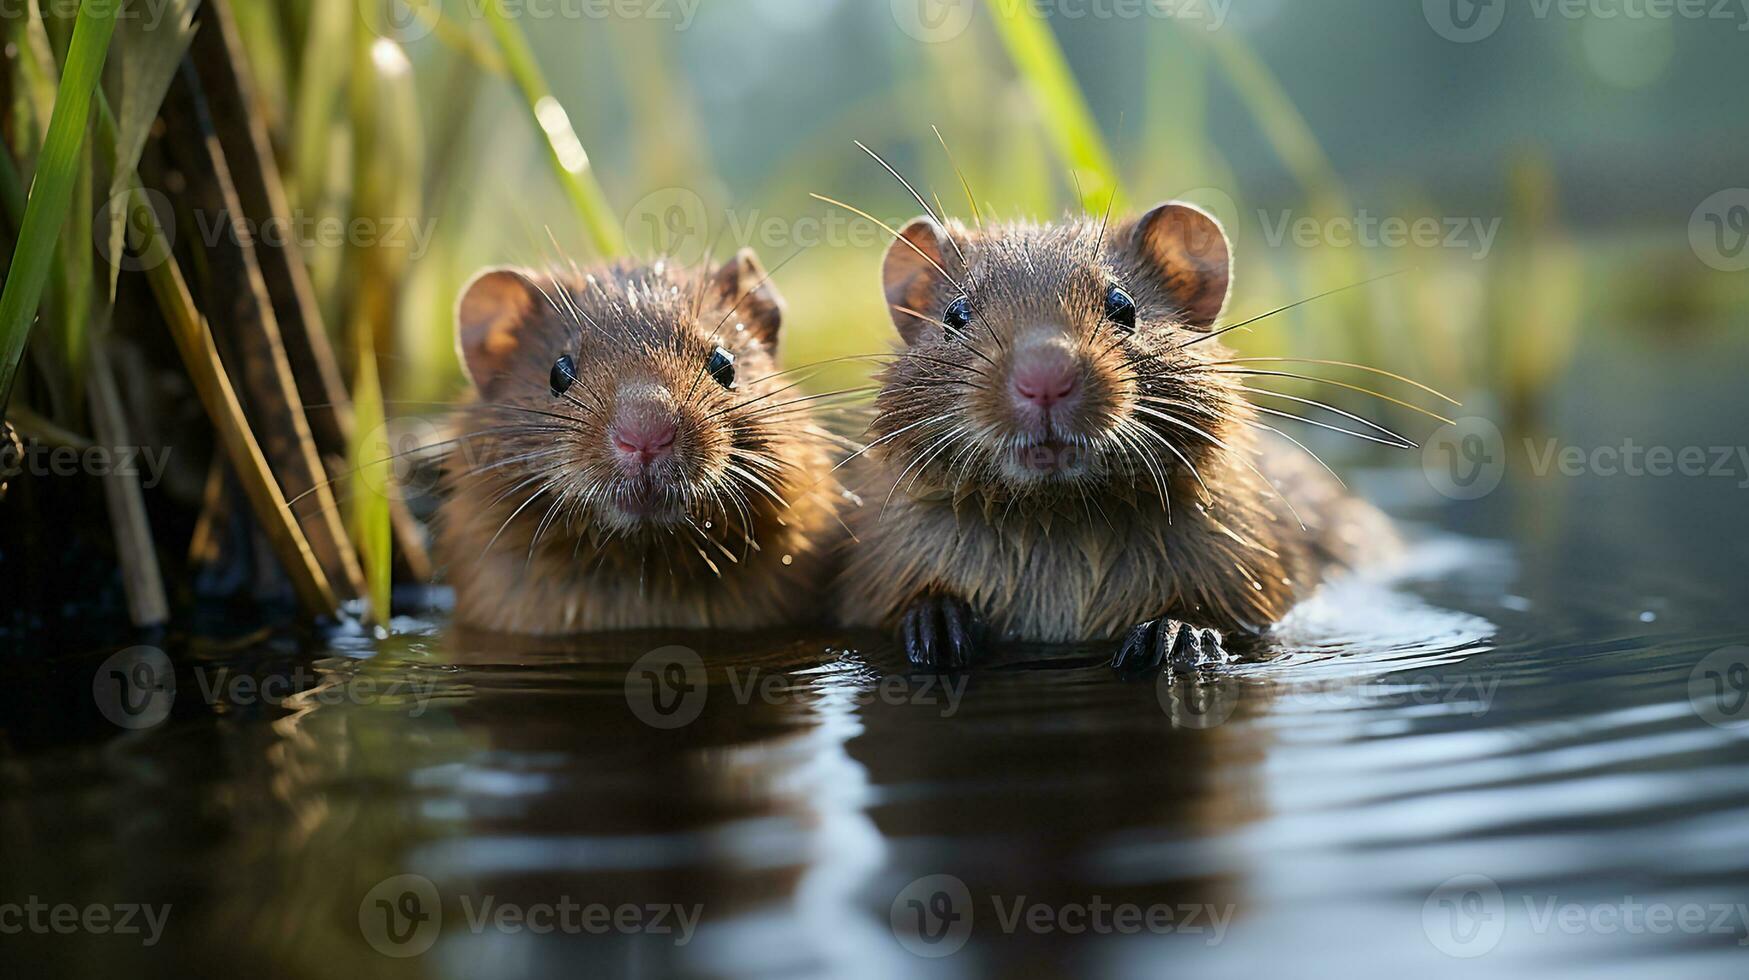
1639,611,1657,623
782,554,793,566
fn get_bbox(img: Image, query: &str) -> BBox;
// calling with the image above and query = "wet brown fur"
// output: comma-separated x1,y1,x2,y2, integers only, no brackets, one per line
836,209,1396,642
437,255,843,634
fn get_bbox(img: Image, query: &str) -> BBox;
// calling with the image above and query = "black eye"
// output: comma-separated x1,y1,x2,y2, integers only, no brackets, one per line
549,354,577,397
943,296,973,334
1105,286,1136,332
707,346,736,389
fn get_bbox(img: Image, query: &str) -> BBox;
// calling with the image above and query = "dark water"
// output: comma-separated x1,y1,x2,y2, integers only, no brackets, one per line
4,329,1748,979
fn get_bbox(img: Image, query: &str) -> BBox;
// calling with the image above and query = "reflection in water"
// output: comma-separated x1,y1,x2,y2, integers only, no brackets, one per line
4,524,1749,978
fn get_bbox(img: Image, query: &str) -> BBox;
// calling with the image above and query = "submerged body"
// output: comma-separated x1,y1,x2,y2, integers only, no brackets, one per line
437,253,842,634
835,203,1398,670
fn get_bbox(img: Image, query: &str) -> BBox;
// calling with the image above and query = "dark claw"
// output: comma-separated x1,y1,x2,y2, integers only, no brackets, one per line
1112,618,1226,676
899,594,983,671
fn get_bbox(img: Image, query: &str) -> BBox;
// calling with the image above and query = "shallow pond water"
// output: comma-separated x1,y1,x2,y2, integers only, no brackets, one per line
4,329,1748,978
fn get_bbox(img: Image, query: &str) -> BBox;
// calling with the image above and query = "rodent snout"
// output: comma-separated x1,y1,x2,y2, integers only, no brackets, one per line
609,398,678,469
1009,342,1080,411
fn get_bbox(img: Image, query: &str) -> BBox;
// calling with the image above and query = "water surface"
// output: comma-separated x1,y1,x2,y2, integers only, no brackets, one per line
4,329,1747,978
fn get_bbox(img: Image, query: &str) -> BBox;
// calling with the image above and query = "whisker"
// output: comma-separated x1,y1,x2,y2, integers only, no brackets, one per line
1249,405,1415,450
855,139,967,267
1242,419,1346,489
1222,371,1455,425
1178,269,1406,350
808,192,967,296
1137,405,1308,530
1228,387,1419,447
1217,357,1460,406
933,125,982,231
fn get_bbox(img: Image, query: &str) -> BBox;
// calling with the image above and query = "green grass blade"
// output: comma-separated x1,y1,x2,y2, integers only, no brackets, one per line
104,0,201,301
349,343,393,623
0,0,117,412
482,0,623,256
982,0,1123,212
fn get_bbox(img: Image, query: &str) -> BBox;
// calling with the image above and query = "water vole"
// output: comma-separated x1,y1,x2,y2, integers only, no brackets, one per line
835,202,1401,672
437,251,844,633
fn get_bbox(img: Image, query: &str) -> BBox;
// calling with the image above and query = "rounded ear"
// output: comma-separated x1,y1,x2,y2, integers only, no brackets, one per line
1128,202,1231,329
710,247,785,350
882,216,952,345
456,267,540,395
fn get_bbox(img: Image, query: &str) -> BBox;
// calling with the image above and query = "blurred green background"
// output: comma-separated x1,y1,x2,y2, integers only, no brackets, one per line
234,0,1748,429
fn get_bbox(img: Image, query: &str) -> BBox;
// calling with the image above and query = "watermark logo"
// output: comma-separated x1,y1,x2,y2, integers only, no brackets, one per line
1157,674,1241,729
891,0,978,42
360,0,438,42
624,187,712,267
890,874,975,957
1689,645,1749,729
1424,0,1508,41
358,875,701,955
1424,416,1507,500
1524,438,1749,487
622,647,966,728
625,187,906,262
889,875,1236,955
1426,0,1749,42
356,416,445,502
1257,209,1502,259
1424,877,1749,953
1690,189,1749,272
1424,873,1507,957
93,188,177,273
625,646,708,729
93,646,175,730
2,438,172,489
360,874,442,958
360,0,702,41
94,188,438,271
0,898,172,946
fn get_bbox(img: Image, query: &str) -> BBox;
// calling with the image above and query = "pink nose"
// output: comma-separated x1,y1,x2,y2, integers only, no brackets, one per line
1011,348,1078,409
610,416,676,465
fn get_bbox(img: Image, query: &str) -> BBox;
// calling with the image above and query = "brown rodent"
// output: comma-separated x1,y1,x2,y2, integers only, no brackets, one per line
835,202,1398,672
436,250,843,634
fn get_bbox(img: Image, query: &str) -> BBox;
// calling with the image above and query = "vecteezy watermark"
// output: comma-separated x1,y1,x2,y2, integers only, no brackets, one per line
1423,417,1508,501
1425,422,1749,500
360,0,702,43
93,188,439,271
1690,189,1749,272
1423,874,1507,957
1157,671,1503,729
93,647,441,730
1423,874,1749,956
1689,645,1749,729
93,646,177,730
0,438,172,490
889,874,1235,957
624,646,969,729
0,0,182,32
0,897,172,947
1426,0,1749,42
1257,209,1503,260
1156,673,1242,729
622,187,907,267
358,874,702,958
1524,438,1749,487
890,0,1230,43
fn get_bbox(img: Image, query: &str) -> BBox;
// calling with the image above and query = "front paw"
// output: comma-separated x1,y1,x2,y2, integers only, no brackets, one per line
898,593,984,672
1112,618,1226,676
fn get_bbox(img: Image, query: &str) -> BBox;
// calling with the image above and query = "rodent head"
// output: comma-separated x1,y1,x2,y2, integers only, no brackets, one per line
451,250,812,541
872,201,1243,503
